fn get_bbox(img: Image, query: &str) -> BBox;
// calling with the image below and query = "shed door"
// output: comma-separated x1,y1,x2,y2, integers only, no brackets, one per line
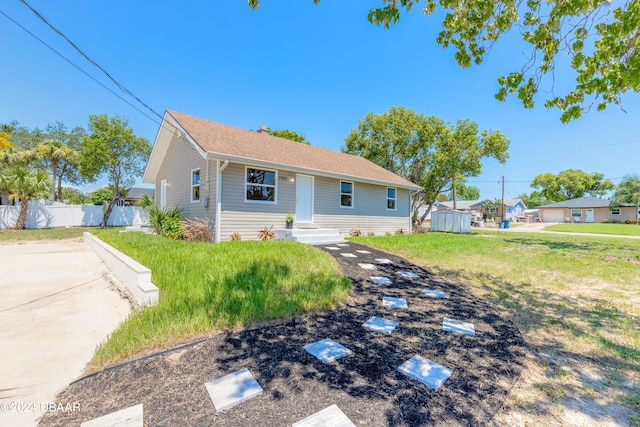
295,175,313,224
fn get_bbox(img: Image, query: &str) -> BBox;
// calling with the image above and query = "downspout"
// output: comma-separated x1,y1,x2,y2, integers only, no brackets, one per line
215,159,229,243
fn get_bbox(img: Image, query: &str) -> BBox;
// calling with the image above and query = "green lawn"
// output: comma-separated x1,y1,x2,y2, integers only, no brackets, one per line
90,229,350,362
0,227,96,242
351,230,640,424
544,222,640,236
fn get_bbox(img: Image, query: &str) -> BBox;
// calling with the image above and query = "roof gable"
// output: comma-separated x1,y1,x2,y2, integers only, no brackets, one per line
144,111,420,189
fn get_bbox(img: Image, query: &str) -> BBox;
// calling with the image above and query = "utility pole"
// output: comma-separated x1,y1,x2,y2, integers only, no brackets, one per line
501,176,505,221
452,176,457,210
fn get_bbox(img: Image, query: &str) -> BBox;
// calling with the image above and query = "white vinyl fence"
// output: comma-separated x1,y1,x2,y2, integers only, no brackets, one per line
0,200,148,229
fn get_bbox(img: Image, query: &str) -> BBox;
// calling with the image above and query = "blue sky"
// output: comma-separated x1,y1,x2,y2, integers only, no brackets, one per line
1,0,638,201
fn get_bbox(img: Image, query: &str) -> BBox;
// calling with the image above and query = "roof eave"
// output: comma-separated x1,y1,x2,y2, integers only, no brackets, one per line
205,152,421,190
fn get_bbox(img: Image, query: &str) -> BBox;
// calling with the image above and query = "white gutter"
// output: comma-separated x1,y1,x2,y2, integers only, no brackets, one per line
214,159,229,243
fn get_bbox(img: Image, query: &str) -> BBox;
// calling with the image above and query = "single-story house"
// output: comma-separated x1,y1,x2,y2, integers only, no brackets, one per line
538,197,638,223
143,111,421,241
123,187,155,206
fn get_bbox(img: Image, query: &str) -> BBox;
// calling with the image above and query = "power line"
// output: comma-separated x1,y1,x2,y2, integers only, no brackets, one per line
19,0,163,121
0,8,161,125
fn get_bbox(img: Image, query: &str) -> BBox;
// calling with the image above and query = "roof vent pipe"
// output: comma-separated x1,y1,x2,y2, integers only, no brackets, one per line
257,126,270,135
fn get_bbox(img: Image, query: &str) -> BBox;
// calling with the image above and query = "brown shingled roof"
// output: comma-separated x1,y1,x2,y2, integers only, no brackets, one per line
167,110,420,189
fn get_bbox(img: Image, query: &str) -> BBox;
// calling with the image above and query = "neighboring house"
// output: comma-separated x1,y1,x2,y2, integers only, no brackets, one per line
143,111,421,241
538,197,638,223
123,187,155,206
434,199,527,220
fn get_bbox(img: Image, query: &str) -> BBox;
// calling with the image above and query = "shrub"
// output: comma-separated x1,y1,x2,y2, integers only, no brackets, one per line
395,228,406,235
367,231,375,237
385,231,392,236
148,205,183,240
602,218,609,223
230,232,241,241
182,217,214,242
349,227,362,237
258,226,275,241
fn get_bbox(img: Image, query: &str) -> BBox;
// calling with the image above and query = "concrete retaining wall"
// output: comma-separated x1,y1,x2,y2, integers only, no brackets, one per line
83,232,159,306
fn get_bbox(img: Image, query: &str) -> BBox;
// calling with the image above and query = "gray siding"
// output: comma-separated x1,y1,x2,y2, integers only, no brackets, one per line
155,135,216,221
218,166,412,240
218,163,295,240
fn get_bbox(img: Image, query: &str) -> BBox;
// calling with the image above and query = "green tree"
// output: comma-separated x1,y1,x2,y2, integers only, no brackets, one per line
61,186,89,204
531,169,615,202
613,174,640,220
342,106,509,221
0,165,49,229
79,114,151,227
449,180,480,201
518,190,549,209
269,128,310,144
37,139,79,201
89,186,127,206
43,122,86,201
249,0,639,122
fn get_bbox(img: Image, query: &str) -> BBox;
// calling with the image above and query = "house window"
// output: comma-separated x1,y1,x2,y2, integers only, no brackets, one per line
611,208,620,215
387,188,397,210
246,167,276,203
340,181,353,208
191,169,200,202
571,209,581,217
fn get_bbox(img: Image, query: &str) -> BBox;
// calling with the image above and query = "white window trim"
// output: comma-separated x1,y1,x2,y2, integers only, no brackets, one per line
190,169,200,203
387,187,397,211
611,208,621,215
571,209,581,217
340,181,354,208
244,166,278,204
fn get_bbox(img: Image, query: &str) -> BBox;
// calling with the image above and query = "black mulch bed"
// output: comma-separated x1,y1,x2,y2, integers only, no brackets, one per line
39,242,525,427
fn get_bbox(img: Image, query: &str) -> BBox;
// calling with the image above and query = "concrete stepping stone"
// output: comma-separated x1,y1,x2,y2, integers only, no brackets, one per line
325,246,340,250
442,318,476,336
80,403,143,427
358,263,377,270
340,253,357,258
382,296,408,309
304,338,352,364
375,258,393,264
336,243,349,247
398,355,453,391
205,368,263,412
421,289,448,298
398,271,420,279
362,316,399,334
370,276,392,285
292,404,356,427
356,250,371,254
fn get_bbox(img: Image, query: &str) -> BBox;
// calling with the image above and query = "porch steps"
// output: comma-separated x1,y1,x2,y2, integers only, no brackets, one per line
276,228,345,245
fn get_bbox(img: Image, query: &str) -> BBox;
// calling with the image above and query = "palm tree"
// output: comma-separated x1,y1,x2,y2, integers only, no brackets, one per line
1,165,49,229
37,140,78,201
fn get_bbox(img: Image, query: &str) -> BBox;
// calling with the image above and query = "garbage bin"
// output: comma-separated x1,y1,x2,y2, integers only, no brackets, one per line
498,221,504,229
501,219,510,229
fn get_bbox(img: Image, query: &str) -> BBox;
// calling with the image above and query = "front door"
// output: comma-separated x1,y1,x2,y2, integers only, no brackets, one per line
585,209,594,223
295,174,313,225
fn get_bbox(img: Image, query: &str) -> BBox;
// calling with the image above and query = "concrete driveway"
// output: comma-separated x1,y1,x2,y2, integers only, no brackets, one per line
0,239,131,427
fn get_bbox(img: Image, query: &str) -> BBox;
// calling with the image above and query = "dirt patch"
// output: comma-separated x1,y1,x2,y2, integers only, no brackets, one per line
38,242,525,426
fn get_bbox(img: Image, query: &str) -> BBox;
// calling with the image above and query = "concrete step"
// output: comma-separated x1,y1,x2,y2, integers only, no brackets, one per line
276,228,345,245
